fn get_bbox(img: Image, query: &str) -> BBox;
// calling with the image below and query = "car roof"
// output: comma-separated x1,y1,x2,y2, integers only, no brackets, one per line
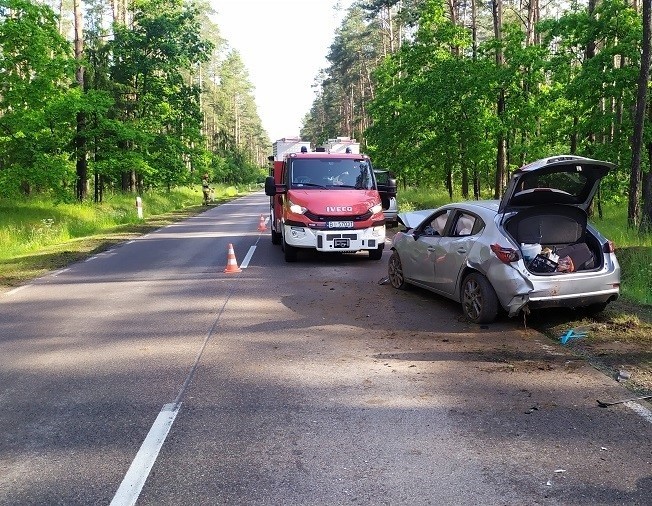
399,200,500,229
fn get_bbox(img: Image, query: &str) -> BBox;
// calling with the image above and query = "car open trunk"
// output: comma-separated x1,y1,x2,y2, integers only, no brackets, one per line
504,205,604,274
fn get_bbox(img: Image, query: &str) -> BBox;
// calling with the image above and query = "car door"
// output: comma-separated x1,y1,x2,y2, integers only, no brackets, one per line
404,210,451,288
431,211,481,295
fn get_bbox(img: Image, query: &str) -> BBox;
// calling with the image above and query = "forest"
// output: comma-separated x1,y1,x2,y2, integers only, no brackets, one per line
1,0,651,233
0,0,269,203
302,0,652,232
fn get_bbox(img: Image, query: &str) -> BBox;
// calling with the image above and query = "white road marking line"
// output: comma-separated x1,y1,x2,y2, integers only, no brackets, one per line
5,285,29,296
625,401,652,424
240,245,256,268
110,403,181,506
112,292,233,504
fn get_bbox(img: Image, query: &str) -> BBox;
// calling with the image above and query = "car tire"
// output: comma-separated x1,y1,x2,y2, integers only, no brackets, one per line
388,250,407,289
369,245,384,261
271,229,282,245
461,272,499,324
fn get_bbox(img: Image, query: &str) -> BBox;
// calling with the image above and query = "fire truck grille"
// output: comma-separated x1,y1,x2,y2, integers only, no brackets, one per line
304,211,372,222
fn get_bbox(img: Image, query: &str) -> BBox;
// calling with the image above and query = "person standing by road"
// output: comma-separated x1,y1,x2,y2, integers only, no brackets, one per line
202,173,211,205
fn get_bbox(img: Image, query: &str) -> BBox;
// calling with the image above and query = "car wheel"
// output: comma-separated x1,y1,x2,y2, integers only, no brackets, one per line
388,251,407,289
369,245,384,261
461,273,499,324
271,229,282,245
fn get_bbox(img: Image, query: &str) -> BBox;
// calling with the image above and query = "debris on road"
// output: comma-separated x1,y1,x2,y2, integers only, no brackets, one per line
596,395,652,407
617,370,631,382
559,328,587,344
378,276,390,285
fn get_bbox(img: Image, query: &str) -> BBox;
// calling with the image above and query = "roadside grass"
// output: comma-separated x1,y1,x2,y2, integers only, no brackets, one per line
0,184,246,288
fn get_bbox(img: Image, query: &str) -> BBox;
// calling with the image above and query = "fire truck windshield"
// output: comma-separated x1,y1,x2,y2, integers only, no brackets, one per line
290,159,374,189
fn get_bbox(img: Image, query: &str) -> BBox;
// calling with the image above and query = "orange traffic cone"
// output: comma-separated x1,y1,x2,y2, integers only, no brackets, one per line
258,214,267,232
224,243,242,273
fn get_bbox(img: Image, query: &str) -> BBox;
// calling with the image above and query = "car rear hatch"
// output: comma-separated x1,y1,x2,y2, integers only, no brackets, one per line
498,155,614,214
498,155,614,274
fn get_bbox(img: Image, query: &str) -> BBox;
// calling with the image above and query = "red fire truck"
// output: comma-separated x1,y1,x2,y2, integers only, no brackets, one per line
265,137,396,262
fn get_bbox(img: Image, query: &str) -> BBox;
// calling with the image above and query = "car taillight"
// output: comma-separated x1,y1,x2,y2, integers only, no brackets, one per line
603,241,615,253
490,243,520,264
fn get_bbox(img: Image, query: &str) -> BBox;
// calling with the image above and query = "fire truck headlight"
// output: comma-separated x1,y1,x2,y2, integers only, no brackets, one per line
370,203,383,215
288,200,307,214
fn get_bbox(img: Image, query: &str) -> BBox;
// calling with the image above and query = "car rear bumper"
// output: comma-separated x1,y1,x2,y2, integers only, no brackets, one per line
501,264,620,316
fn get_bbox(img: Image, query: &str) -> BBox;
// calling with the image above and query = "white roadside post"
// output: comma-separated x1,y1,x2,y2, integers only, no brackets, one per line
135,196,143,219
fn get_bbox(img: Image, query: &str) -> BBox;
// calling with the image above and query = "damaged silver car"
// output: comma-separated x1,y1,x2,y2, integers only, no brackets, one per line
388,155,621,324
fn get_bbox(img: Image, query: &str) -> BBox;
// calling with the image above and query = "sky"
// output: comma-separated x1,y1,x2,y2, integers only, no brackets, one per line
212,0,354,142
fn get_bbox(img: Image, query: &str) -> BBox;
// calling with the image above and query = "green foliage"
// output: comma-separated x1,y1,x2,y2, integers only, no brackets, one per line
102,0,212,191
0,185,241,259
0,0,79,198
306,0,649,213
0,0,268,203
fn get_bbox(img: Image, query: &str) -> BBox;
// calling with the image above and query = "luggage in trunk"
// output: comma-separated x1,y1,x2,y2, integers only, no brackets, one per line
504,205,598,273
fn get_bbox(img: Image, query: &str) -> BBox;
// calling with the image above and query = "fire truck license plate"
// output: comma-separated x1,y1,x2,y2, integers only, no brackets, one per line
333,238,350,248
328,221,353,229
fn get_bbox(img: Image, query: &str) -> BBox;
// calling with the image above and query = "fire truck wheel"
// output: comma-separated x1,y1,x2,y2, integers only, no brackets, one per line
369,245,384,260
283,240,298,262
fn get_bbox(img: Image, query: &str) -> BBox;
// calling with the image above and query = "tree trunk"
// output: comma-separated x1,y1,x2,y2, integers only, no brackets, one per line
471,0,477,61
492,0,507,199
642,162,652,232
74,0,87,201
584,0,597,146
627,0,652,233
630,0,651,228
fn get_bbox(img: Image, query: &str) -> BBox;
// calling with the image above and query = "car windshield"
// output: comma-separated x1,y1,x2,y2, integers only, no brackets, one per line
290,159,374,190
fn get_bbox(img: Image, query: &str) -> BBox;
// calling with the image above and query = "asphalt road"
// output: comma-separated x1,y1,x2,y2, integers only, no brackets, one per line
1,192,651,505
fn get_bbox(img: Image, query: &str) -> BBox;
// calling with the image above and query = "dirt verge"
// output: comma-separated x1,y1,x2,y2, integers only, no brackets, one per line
384,226,652,397
522,299,652,396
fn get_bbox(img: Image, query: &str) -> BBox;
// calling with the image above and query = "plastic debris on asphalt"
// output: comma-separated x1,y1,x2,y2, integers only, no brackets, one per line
378,276,390,285
617,369,631,382
560,328,587,344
